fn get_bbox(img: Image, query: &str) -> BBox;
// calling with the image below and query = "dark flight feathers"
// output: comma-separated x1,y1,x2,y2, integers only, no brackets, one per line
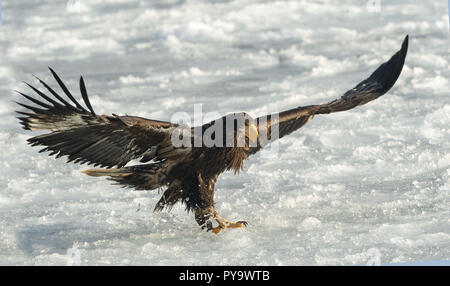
249,35,408,153
16,67,177,168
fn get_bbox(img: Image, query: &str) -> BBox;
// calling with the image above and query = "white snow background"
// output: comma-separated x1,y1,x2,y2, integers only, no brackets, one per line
0,0,449,265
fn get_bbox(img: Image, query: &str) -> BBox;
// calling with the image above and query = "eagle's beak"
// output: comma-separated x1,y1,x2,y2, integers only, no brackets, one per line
246,124,259,145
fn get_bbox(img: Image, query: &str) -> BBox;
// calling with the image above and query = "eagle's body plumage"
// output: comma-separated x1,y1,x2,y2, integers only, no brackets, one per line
16,36,408,233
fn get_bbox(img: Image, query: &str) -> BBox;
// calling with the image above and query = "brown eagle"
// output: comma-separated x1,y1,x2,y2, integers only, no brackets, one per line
16,36,408,234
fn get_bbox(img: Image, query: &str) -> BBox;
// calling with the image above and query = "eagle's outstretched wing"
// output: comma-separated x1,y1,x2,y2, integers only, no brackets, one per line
16,68,178,168
248,35,409,155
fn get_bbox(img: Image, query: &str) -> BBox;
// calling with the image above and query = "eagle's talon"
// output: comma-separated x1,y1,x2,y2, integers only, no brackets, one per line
238,221,248,227
227,220,247,229
200,210,248,233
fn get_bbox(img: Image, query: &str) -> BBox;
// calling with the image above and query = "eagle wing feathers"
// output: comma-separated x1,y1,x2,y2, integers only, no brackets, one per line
248,35,408,155
17,68,178,168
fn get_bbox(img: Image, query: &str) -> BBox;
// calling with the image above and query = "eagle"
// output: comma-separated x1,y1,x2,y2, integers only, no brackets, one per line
16,36,408,234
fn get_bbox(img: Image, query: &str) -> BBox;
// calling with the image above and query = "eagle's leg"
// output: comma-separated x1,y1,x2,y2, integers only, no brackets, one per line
194,173,247,234
194,206,216,230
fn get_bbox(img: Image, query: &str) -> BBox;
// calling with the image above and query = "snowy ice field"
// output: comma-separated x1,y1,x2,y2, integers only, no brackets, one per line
0,0,449,266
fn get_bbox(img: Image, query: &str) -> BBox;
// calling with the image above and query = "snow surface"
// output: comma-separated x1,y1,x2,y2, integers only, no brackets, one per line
0,0,449,265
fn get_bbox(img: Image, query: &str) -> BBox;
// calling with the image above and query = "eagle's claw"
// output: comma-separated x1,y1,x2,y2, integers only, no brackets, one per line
205,215,248,234
237,221,248,227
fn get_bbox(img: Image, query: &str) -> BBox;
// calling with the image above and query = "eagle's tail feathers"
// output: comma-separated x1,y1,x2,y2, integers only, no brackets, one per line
83,164,167,191
82,168,130,177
